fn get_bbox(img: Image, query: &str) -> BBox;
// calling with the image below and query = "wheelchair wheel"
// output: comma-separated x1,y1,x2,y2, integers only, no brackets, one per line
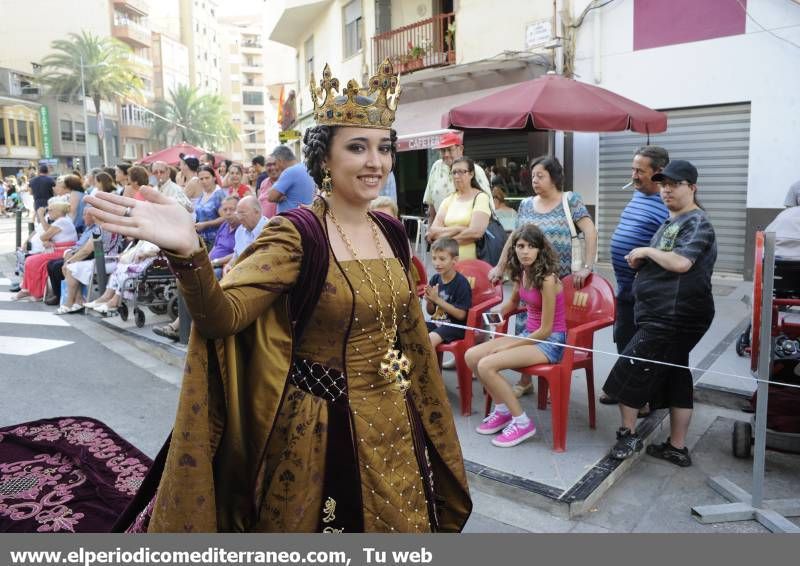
732,420,752,459
118,303,129,322
735,328,750,357
167,296,179,322
148,304,168,315
134,308,146,328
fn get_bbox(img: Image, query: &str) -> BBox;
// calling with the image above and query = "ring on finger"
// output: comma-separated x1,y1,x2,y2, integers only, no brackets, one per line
123,206,132,218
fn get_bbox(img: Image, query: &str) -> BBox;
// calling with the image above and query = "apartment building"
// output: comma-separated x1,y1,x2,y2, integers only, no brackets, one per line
267,0,552,212
0,0,121,170
568,0,800,277
152,32,191,101
220,16,266,162
0,68,43,178
111,0,156,160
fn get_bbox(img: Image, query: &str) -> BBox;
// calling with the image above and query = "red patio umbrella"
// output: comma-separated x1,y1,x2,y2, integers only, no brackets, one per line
138,142,209,166
443,74,667,134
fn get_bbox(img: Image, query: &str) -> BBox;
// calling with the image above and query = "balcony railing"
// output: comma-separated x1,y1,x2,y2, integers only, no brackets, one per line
113,0,149,16
372,13,455,75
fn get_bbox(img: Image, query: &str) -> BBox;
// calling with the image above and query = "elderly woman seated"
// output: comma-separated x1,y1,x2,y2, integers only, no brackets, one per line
55,207,125,314
83,239,160,315
14,199,77,301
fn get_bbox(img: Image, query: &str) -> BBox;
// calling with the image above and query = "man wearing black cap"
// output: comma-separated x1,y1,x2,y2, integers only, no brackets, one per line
603,160,717,467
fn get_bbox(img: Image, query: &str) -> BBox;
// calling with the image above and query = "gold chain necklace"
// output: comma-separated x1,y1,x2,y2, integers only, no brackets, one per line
327,208,411,393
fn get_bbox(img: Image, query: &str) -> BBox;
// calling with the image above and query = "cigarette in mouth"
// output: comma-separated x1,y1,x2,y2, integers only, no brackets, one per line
622,182,633,189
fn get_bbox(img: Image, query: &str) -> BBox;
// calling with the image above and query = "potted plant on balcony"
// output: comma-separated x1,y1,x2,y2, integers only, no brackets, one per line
402,41,427,72
445,22,456,63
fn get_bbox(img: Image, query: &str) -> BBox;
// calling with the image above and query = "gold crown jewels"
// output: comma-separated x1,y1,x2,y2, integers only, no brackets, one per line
310,59,401,129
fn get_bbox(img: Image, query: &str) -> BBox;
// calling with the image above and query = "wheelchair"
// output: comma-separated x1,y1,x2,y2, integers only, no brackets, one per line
732,232,800,458
117,255,180,328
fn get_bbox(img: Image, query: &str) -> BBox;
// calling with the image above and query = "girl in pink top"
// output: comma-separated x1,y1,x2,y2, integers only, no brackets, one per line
465,224,567,447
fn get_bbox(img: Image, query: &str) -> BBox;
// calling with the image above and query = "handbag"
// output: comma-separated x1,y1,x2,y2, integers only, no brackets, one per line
561,191,585,273
472,192,508,266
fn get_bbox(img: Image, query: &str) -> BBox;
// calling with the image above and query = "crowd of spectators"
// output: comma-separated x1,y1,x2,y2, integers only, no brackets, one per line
10,138,774,469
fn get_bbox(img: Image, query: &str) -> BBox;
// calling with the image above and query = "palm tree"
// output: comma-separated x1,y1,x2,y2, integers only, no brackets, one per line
151,85,237,150
39,31,143,164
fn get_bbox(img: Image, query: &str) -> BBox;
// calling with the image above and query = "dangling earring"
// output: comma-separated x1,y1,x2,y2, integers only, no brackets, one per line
321,167,333,194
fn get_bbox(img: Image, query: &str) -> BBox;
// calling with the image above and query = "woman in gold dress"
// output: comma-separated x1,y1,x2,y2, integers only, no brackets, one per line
87,61,471,533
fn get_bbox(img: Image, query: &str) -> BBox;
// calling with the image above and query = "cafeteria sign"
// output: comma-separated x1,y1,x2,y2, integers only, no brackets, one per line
39,106,52,158
395,129,463,152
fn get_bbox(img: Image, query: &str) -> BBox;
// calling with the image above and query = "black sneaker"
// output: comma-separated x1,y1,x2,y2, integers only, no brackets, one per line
609,427,643,460
646,439,692,467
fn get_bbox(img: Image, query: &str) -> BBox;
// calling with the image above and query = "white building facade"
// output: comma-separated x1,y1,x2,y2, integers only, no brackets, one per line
569,0,800,277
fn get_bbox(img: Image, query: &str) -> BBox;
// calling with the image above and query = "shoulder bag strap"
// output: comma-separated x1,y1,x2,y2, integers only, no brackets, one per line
562,191,578,238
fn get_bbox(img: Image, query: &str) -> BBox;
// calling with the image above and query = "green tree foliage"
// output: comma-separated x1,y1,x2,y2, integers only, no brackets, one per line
151,85,237,150
39,31,143,116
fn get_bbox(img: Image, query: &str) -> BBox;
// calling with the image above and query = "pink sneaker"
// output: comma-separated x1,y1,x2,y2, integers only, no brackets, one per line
491,421,537,447
476,411,513,435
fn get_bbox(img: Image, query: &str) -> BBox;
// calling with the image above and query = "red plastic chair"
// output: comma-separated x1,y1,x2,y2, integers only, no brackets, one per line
484,274,615,452
411,255,427,298
435,259,503,416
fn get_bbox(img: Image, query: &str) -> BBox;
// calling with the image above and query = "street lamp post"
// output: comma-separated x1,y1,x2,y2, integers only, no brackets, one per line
79,56,91,171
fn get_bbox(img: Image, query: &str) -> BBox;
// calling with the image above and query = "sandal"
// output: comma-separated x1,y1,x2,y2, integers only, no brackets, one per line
512,382,534,398
153,324,180,341
55,305,71,315
94,303,117,315
66,304,85,314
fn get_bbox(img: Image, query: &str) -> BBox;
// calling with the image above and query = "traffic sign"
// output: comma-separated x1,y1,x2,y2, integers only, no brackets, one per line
278,129,302,143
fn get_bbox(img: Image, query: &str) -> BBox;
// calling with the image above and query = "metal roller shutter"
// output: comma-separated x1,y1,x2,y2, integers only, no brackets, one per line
463,131,530,161
597,103,751,274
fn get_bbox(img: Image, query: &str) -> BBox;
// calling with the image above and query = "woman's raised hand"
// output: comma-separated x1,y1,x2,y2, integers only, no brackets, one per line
85,187,200,256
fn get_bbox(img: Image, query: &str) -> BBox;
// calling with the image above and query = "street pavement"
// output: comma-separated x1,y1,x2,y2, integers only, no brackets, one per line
1,214,797,533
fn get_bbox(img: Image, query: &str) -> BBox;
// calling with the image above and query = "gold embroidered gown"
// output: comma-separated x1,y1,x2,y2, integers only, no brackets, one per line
140,201,471,533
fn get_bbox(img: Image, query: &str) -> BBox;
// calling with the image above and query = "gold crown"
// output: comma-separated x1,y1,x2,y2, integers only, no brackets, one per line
310,59,401,129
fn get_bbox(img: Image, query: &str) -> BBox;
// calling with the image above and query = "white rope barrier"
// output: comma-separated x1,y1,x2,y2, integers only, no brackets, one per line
429,318,800,391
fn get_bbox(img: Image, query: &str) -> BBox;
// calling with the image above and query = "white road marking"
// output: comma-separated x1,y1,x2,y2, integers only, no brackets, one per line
0,278,11,286
0,310,70,327
0,336,73,356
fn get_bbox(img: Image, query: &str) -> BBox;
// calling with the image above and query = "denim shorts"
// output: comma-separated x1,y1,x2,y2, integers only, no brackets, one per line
520,330,567,364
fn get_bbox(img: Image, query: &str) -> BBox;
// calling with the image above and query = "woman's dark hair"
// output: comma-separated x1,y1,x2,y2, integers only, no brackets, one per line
182,156,200,172
116,162,132,176
530,155,564,191
451,157,482,191
128,165,149,186
95,172,115,192
505,224,560,290
198,164,216,179
63,174,84,193
303,125,398,187
169,166,178,182
218,159,232,173
103,167,116,178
